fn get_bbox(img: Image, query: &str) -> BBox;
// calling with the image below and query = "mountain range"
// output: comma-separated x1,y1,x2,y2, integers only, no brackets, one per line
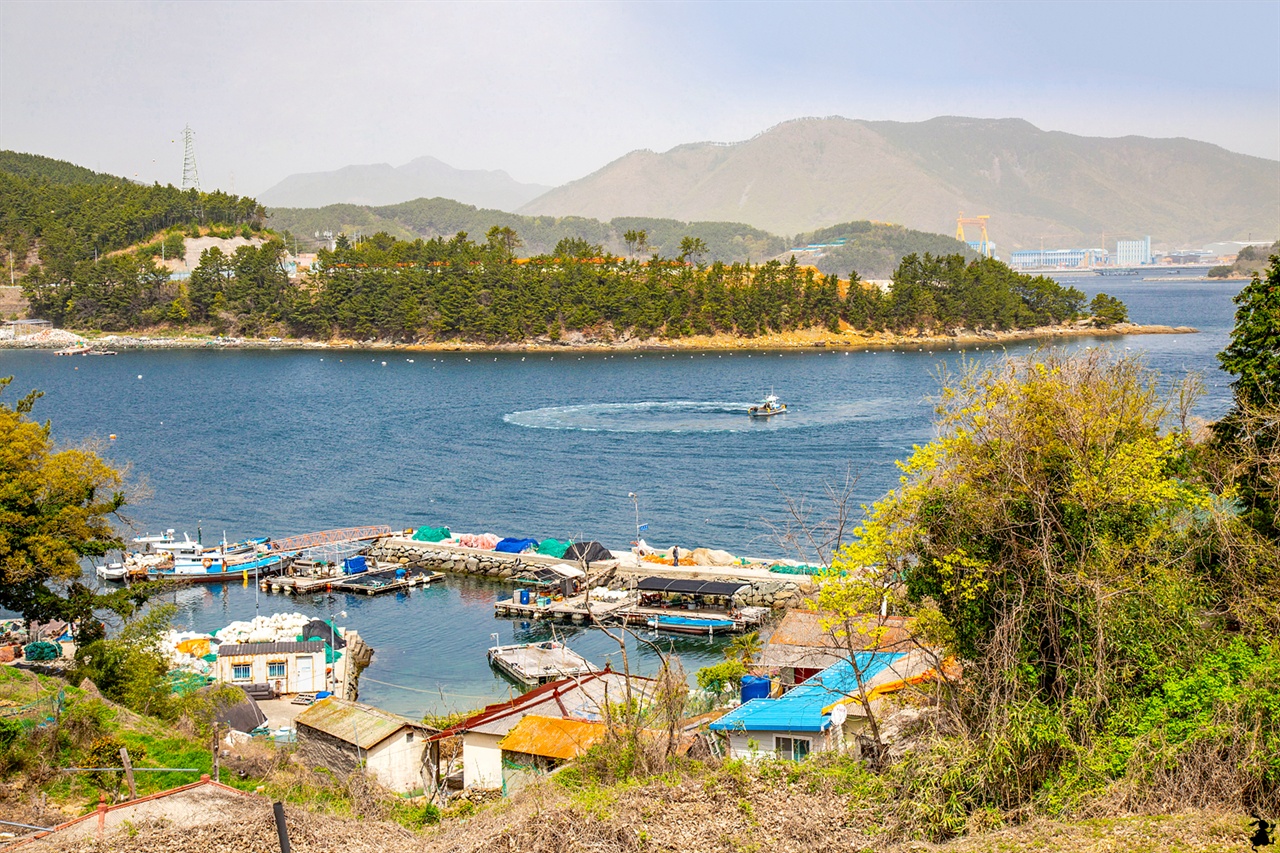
519,117,1279,250
258,155,551,211
260,116,1278,252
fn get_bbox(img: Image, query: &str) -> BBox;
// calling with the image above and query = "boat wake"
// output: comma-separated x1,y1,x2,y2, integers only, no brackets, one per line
503,400,881,433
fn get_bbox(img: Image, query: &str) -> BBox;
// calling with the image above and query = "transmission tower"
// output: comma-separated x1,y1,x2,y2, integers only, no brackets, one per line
181,124,201,192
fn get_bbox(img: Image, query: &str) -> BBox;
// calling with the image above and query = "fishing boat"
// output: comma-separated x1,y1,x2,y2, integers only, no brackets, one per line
748,392,787,418
148,550,292,583
95,562,129,581
646,614,738,635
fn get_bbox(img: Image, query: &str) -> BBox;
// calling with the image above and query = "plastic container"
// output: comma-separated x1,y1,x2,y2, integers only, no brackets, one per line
740,675,771,703
519,588,530,605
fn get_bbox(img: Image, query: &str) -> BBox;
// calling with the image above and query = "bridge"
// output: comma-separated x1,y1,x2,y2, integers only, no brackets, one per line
267,525,393,553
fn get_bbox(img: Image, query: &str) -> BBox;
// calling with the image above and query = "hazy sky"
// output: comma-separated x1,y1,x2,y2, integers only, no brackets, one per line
2,0,1277,196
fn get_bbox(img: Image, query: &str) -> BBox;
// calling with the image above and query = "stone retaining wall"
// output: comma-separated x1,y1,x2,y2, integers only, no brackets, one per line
369,539,804,608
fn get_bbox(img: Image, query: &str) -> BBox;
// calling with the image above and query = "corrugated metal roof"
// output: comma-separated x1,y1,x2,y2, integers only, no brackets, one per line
218,641,326,657
430,671,653,740
710,653,903,733
295,697,431,749
497,715,607,760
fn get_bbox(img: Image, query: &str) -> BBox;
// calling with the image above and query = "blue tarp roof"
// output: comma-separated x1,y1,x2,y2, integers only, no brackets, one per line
710,652,903,733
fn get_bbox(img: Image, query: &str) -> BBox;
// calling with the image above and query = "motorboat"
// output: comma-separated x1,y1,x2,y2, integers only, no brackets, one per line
647,614,738,635
96,562,129,581
748,392,787,418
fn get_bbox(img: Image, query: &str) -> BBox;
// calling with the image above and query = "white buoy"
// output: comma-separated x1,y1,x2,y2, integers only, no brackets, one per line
137,375,142,379
381,361,387,366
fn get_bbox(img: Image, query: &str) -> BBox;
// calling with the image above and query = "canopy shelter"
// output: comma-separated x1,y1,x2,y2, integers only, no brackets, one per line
563,541,612,564
635,577,747,597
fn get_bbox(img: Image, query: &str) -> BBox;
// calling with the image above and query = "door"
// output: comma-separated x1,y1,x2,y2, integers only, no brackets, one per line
296,655,314,691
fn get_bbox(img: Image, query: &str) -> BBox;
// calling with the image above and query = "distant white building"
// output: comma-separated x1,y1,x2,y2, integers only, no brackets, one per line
1115,237,1152,266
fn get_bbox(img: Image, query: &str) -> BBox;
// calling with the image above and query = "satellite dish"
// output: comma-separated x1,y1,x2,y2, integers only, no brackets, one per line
831,703,849,727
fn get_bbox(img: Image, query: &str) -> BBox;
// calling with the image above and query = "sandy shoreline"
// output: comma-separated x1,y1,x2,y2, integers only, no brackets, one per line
0,322,1197,354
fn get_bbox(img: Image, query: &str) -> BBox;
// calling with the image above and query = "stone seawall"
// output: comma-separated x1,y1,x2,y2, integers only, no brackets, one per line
368,539,806,608
368,539,616,583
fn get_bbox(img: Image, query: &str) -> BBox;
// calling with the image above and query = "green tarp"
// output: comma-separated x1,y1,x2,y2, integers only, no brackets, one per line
768,563,830,576
412,526,452,543
536,538,572,559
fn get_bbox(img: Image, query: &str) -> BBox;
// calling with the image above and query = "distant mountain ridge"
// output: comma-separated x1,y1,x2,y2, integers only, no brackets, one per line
517,116,1280,251
259,155,551,212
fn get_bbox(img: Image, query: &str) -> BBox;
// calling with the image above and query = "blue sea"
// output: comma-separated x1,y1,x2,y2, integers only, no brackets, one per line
0,276,1243,716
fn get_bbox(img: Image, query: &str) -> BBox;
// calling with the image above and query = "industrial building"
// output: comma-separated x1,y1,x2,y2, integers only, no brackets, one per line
1008,248,1108,270
1115,237,1153,266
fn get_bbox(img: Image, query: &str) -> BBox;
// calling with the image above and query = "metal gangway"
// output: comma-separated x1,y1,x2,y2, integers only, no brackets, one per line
267,525,393,554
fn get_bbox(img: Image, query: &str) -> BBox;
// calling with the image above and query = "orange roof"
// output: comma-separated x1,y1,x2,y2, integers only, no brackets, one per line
497,714,607,761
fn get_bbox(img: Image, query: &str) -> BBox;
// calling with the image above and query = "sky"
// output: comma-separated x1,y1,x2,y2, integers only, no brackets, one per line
1,0,1277,197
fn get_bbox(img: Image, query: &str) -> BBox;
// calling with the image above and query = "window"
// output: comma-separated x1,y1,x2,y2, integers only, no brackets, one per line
267,661,286,679
776,736,811,761
405,731,414,742
231,664,251,681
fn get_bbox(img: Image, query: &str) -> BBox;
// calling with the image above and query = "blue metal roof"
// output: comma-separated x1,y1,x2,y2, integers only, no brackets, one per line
710,653,903,733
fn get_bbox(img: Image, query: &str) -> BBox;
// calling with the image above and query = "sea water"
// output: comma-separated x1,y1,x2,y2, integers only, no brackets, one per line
0,276,1243,716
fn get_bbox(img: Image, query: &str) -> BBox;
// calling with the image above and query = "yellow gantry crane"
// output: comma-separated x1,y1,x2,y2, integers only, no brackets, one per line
956,212,993,258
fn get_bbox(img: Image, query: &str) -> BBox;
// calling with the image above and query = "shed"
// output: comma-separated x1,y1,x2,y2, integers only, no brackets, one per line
295,697,436,793
216,640,329,696
429,670,653,792
496,715,608,796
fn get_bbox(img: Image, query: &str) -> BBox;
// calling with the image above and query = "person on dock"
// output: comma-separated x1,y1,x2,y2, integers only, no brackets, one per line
672,546,680,566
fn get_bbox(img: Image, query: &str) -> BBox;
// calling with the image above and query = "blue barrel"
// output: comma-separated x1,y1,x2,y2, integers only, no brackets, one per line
740,675,771,703
519,588,530,605
395,568,406,579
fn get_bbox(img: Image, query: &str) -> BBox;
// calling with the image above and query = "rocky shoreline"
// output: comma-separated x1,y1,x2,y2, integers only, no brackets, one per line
0,321,1196,353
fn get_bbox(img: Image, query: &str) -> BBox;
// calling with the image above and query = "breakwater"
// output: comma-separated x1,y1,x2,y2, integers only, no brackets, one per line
367,538,808,608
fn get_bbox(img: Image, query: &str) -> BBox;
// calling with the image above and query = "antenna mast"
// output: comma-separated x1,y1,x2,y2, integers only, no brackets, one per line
181,124,201,192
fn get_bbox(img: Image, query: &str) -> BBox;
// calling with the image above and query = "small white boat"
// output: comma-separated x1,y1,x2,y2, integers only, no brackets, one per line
96,562,128,581
748,392,787,418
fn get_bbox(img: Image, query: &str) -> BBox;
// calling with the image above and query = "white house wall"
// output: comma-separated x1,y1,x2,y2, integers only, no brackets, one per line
462,732,504,789
724,729,836,761
367,731,427,794
217,651,327,694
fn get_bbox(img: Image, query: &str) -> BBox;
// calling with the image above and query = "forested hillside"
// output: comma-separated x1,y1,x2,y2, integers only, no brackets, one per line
0,151,266,325
71,229,1088,341
790,220,978,278
267,197,787,264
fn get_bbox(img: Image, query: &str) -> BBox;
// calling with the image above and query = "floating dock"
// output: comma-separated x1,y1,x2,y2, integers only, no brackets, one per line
487,641,598,687
265,563,441,595
493,591,762,634
331,571,441,596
